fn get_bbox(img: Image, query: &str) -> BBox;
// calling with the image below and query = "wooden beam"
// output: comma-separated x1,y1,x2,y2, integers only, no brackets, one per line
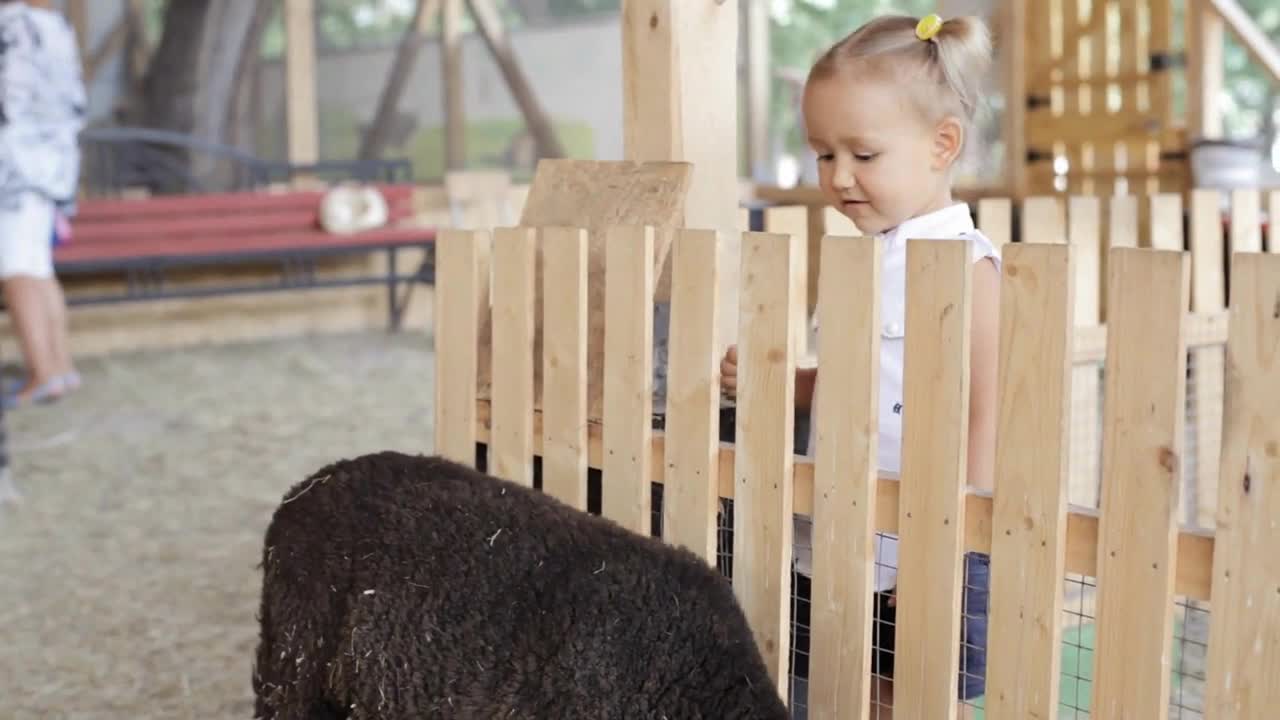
464,0,565,160
358,0,441,160
472,401,1219,602
442,0,466,170
284,0,319,168
622,0,741,356
1206,0,1280,85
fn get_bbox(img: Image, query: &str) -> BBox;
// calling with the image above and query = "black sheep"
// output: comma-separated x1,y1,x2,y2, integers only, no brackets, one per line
252,450,791,720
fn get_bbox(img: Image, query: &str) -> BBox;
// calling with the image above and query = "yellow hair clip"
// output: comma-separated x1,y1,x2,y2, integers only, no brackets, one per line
916,13,943,41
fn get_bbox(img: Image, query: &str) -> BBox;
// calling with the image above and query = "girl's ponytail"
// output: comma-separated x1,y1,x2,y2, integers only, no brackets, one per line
929,16,993,126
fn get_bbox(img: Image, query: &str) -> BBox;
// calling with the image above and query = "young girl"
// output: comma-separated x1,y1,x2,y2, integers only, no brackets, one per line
721,13,1000,718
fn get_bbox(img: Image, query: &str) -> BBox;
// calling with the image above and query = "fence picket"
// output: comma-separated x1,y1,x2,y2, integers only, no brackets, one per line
434,229,490,465
662,228,721,561
1069,197,1102,508
1024,196,1066,244
1149,193,1183,251
734,230,800,694
977,197,1012,250
541,227,589,509
601,225,655,534
893,239,973,719
1092,247,1189,719
1191,190,1226,528
1231,189,1263,254
490,227,537,484
1204,252,1280,717
985,244,1074,719
808,234,882,720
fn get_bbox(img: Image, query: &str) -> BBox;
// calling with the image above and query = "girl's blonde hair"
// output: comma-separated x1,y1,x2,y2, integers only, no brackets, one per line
808,15,993,135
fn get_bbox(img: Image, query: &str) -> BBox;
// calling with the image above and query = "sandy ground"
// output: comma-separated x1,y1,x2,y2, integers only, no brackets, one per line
0,329,436,720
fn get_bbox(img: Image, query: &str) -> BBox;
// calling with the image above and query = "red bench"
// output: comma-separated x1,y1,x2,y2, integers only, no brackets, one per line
56,183,436,329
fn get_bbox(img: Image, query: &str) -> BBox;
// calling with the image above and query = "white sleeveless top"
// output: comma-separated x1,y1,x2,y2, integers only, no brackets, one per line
796,203,1001,592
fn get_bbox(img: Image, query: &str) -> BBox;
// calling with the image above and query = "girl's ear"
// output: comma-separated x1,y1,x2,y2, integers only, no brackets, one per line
932,116,965,171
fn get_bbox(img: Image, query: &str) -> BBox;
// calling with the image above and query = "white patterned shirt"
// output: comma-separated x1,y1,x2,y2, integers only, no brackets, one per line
0,3,85,212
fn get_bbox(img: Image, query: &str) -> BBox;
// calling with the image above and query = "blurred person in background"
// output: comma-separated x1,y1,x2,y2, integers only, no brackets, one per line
0,0,85,409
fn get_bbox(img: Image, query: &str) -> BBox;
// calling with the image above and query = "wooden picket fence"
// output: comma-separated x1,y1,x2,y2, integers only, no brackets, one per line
431,192,1279,719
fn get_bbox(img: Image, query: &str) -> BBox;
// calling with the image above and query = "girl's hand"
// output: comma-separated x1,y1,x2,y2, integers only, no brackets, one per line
720,345,738,398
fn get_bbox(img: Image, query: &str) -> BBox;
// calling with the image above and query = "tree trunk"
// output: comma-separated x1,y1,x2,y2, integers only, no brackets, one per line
132,0,266,191
227,0,275,154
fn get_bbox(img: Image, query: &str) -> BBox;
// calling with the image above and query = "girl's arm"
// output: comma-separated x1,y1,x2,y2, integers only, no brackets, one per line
967,257,1002,492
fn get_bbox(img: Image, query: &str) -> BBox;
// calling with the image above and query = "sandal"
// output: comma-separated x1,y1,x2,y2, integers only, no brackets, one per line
2,377,65,410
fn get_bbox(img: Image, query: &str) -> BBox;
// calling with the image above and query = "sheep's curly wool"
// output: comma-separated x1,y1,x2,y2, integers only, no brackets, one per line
252,451,790,720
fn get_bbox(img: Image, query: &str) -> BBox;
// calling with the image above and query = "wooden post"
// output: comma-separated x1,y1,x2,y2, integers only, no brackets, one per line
284,0,319,169
442,0,466,170
622,0,741,358
743,0,771,182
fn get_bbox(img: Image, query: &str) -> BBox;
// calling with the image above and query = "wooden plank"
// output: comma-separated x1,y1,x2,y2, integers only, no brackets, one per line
283,0,318,168
1092,247,1189,720
1231,188,1263,254
808,235,882,720
474,401,1220,601
977,197,1012,250
662,229,721,561
433,230,489,464
489,227,537,485
540,227,589,510
1149,193,1184,251
984,243,1074,720
894,239,972,719
1204,252,1280,717
1069,196,1102,508
1191,189,1226,528
1023,196,1067,244
601,225,655,534
733,230,799,694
